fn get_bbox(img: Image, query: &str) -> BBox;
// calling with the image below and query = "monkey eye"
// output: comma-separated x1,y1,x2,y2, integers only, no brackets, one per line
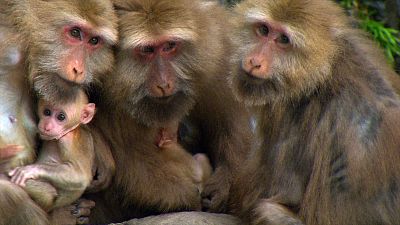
89,37,100,46
277,34,290,45
43,108,52,117
140,45,155,55
257,24,269,37
163,41,177,52
70,27,82,40
56,113,67,122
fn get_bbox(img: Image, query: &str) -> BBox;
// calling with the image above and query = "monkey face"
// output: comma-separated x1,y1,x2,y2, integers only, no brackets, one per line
229,0,338,106
25,0,118,102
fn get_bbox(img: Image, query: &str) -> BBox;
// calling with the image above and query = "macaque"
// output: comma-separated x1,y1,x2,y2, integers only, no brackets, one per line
227,0,400,224
9,89,96,212
0,13,50,225
155,121,212,193
0,14,36,173
4,0,118,102
0,1,117,224
84,0,252,223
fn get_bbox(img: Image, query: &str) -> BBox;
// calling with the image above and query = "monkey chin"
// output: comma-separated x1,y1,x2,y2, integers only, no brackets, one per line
39,133,56,141
33,73,84,104
126,91,196,127
229,69,283,106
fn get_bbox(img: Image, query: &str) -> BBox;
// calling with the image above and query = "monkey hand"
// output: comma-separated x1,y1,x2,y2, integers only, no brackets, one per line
86,169,113,193
201,166,231,213
49,199,95,225
0,144,23,160
86,156,115,193
9,165,41,186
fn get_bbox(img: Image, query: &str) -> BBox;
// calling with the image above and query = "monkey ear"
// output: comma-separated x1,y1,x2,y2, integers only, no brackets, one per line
81,103,96,124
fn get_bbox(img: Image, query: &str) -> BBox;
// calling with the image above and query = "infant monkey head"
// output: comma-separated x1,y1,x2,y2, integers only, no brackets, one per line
37,90,96,141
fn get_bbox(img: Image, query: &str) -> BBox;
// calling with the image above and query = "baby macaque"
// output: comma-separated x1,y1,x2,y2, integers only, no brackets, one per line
9,90,96,212
156,121,212,194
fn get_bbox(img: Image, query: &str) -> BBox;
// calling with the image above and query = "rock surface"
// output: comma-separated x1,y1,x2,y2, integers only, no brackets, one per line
110,212,242,225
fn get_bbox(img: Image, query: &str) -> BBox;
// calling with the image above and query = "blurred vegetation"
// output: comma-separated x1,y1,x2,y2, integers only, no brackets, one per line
339,0,400,69
219,0,400,72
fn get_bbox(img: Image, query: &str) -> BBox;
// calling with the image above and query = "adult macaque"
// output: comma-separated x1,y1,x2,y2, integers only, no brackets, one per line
85,0,252,223
155,122,213,194
0,1,117,224
0,15,36,173
9,90,96,212
228,0,400,224
4,0,118,102
0,14,50,225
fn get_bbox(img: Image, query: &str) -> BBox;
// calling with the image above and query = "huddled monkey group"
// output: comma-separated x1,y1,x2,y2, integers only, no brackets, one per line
1,0,400,224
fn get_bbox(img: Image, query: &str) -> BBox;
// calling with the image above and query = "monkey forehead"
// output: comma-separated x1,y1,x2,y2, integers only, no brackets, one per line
238,0,345,49
64,16,118,45
43,0,118,45
115,0,200,49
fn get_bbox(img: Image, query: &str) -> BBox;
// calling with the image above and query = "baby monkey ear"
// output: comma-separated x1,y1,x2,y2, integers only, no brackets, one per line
80,103,96,124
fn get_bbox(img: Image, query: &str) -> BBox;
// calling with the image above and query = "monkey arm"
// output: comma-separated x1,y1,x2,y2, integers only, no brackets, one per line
85,126,115,193
10,163,89,191
195,78,253,212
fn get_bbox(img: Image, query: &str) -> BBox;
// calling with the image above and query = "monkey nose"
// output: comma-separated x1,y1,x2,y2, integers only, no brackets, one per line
243,58,268,79
157,83,174,97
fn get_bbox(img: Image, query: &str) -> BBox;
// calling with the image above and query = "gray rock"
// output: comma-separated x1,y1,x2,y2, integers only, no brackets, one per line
110,212,242,225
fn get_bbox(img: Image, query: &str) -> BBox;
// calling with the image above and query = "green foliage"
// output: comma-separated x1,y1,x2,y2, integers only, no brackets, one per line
339,0,400,64
361,18,400,63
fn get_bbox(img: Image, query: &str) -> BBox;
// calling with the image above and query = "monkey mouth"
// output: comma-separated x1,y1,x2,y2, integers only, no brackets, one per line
39,133,56,141
151,95,175,103
239,70,266,84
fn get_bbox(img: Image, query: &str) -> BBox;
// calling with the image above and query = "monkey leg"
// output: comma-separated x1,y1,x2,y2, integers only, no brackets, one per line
0,179,49,225
24,179,58,212
253,199,304,225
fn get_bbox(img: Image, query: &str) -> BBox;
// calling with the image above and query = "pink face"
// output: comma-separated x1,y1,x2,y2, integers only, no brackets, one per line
134,39,181,97
60,24,104,84
241,22,291,79
37,98,95,140
37,105,74,140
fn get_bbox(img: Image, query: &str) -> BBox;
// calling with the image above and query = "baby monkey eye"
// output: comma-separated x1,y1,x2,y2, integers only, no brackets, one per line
70,27,82,40
89,37,100,45
257,24,269,37
57,113,66,122
278,34,290,44
43,108,52,116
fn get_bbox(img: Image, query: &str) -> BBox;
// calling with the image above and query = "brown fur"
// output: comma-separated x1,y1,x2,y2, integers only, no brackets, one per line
4,0,118,103
85,0,252,223
9,93,95,212
0,1,117,224
228,0,400,224
0,13,48,225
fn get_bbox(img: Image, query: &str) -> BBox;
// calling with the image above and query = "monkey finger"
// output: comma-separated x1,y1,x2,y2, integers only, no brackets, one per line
8,168,16,177
201,198,211,211
76,217,89,225
75,199,96,209
16,175,27,186
72,208,91,217
0,144,23,160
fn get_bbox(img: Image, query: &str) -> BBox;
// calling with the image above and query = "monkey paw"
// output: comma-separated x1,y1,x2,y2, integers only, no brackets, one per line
9,165,40,186
0,144,23,160
49,199,95,225
253,199,304,225
201,168,230,212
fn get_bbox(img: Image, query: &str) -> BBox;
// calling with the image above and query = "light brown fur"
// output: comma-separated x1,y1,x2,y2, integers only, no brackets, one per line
0,1,118,224
228,0,400,224
85,0,252,223
10,92,95,212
